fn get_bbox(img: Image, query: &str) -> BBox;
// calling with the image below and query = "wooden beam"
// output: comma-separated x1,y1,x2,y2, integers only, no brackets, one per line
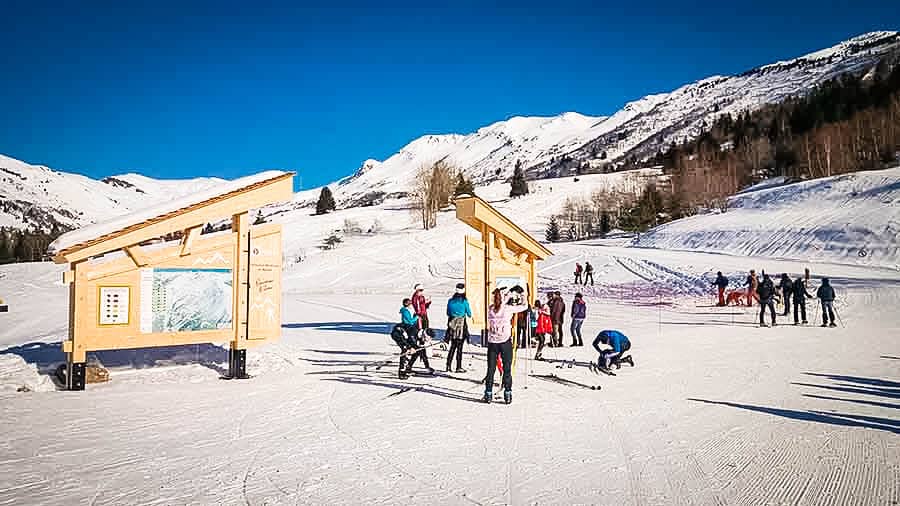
455,195,552,260
180,226,202,257
124,245,151,267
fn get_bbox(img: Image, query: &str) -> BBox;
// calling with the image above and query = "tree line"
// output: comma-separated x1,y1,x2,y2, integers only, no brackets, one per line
0,228,60,263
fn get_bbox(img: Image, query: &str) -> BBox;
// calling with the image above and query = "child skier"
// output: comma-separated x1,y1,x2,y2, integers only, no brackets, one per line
533,300,552,361
593,330,633,371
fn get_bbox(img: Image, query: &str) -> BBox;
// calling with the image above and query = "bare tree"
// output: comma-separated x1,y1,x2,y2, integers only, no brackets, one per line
411,160,457,230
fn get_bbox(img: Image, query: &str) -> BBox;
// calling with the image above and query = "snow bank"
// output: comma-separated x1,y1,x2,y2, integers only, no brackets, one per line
49,170,289,254
0,354,54,393
634,167,900,268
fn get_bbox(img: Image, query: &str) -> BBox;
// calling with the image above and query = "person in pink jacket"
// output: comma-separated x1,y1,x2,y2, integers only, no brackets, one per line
483,288,529,405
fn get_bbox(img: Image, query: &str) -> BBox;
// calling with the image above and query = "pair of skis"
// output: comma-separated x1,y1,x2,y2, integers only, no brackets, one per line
363,340,445,371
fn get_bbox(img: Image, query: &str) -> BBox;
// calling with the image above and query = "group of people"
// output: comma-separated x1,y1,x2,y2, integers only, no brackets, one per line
392,283,631,405
712,268,839,327
573,262,595,285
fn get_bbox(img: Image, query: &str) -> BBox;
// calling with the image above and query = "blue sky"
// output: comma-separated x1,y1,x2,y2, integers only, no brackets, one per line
1,1,898,189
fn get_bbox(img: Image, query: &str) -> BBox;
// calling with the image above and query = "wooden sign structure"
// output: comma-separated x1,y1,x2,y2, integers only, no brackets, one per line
50,171,294,390
455,196,552,339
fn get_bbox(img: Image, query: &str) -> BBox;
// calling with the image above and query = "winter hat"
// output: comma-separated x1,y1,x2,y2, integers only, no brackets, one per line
402,298,411,306
575,293,583,299
455,283,465,294
414,284,423,292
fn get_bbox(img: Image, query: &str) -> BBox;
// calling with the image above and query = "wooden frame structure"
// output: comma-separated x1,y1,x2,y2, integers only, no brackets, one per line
455,196,552,336
51,172,294,390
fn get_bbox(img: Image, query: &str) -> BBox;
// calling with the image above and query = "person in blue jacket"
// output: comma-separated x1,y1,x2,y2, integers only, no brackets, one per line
445,283,472,373
593,330,634,370
398,298,432,378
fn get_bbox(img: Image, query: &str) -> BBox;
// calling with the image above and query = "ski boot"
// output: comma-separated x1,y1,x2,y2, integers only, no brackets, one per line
399,370,410,380
504,390,512,405
455,367,467,373
482,391,493,404
829,322,837,327
425,367,435,376
820,323,828,328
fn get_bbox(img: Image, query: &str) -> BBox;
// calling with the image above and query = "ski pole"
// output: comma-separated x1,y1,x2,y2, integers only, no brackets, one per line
834,305,845,328
363,340,444,371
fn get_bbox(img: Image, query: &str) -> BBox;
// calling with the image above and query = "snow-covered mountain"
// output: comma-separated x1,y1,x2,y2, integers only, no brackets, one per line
0,154,224,232
317,31,899,207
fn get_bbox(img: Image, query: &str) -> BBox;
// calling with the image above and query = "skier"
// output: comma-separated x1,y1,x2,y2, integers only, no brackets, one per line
533,300,552,361
445,283,471,373
411,284,431,334
574,263,583,285
792,275,814,325
593,330,634,371
483,288,529,404
583,262,595,286
776,273,793,316
756,273,777,327
712,271,729,306
570,293,586,346
549,291,566,347
744,269,759,306
398,299,433,378
816,277,837,327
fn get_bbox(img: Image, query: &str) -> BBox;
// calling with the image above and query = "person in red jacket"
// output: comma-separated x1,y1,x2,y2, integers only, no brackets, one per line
533,300,553,361
410,284,431,334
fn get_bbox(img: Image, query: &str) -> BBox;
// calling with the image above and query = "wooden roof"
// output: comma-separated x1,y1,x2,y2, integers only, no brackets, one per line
454,195,553,260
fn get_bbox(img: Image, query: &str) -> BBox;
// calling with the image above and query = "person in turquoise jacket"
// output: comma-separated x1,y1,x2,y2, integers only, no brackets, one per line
398,298,432,376
445,283,472,373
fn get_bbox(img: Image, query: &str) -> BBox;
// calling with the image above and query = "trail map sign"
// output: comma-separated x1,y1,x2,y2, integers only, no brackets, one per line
49,171,294,390
455,196,552,340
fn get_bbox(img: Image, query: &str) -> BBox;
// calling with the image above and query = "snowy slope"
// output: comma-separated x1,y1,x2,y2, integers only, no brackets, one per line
315,31,899,208
0,154,224,232
633,166,900,269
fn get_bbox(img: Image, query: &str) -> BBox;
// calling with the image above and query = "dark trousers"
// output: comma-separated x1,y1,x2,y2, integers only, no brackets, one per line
551,323,563,347
485,339,513,393
534,333,547,359
793,301,807,323
574,273,582,284
447,339,464,370
403,346,430,371
759,298,776,325
584,273,594,285
782,291,792,316
821,300,835,324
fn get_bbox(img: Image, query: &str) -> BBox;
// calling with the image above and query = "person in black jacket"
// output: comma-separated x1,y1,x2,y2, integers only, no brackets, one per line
756,273,777,327
776,273,793,316
791,276,813,324
712,272,729,306
816,278,837,327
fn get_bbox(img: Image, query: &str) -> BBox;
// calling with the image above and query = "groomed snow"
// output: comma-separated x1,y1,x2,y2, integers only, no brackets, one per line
48,170,289,255
1,167,898,505
634,166,900,269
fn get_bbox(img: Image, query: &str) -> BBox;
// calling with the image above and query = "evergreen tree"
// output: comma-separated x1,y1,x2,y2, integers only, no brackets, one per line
453,173,476,197
509,160,529,197
545,216,561,243
315,187,336,215
599,211,611,236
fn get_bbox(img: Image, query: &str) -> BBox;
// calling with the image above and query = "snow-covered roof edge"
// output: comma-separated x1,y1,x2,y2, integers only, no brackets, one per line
49,170,290,255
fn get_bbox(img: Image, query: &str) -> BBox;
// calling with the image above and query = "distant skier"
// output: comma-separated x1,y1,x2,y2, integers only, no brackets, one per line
549,291,566,347
574,263,583,285
533,300,553,361
816,278,837,327
744,270,759,306
583,262,595,286
483,288,529,404
712,271,729,306
792,275,814,325
399,298,433,378
570,293,586,346
445,283,471,373
776,273,793,316
593,330,633,371
756,273,777,327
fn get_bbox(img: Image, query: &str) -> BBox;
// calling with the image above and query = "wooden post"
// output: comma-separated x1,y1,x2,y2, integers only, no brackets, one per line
481,224,492,347
228,212,251,379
